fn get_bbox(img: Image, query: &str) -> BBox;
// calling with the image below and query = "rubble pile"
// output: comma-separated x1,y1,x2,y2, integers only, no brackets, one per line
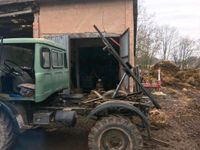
176,69,200,87
151,61,200,88
153,61,180,75
152,61,180,86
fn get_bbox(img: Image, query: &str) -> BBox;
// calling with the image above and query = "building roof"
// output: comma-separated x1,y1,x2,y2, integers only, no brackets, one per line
2,38,65,50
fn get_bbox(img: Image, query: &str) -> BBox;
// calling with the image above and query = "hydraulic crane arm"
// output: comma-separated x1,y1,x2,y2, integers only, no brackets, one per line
93,25,161,109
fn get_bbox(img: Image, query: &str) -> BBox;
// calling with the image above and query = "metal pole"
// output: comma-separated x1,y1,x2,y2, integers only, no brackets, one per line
112,73,127,98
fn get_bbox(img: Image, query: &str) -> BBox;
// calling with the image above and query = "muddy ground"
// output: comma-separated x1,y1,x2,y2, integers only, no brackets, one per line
144,87,200,150
12,87,200,150
12,128,88,150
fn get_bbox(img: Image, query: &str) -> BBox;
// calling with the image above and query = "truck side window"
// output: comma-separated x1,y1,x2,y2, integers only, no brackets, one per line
52,50,64,68
52,51,58,67
41,48,51,69
58,53,63,66
64,53,68,68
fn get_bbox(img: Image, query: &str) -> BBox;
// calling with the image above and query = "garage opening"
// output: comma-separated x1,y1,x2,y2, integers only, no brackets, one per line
44,30,130,94
70,38,120,93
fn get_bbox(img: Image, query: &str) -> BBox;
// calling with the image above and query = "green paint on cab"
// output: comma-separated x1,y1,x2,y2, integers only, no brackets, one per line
0,38,69,103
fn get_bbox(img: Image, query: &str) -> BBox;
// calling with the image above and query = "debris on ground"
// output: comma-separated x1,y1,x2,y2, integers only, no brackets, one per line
149,109,168,126
153,61,180,75
144,87,200,150
176,69,200,87
142,61,200,88
141,61,200,149
152,61,180,87
152,91,167,96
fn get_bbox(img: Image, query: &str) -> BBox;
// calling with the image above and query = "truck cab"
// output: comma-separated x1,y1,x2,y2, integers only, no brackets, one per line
0,38,69,102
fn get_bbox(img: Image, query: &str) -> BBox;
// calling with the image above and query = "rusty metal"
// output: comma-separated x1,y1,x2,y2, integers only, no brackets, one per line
112,73,127,98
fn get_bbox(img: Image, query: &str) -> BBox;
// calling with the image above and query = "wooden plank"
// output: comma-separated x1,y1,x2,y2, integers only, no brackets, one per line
150,137,170,147
142,134,170,147
0,9,33,18
69,33,120,39
0,0,34,6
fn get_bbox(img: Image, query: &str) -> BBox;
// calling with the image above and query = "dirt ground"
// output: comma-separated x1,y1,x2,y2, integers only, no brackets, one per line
144,87,200,150
11,86,200,150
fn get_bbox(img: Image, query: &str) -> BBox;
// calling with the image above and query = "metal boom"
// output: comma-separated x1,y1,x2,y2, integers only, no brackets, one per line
93,25,161,109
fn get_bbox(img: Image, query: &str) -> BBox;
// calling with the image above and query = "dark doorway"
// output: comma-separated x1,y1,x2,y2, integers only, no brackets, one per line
79,47,119,92
70,38,120,93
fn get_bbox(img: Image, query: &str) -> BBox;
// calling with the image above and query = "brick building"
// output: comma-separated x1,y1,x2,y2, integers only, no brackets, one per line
0,0,138,91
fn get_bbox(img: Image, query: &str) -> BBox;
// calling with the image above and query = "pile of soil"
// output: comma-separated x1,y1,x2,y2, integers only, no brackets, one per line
152,61,180,86
151,61,200,88
176,69,200,87
153,61,180,75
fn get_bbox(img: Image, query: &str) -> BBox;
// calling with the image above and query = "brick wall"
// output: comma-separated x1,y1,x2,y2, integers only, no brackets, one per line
39,0,133,34
36,0,136,89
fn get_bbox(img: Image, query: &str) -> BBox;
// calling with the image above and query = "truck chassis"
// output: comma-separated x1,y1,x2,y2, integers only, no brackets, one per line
0,26,161,150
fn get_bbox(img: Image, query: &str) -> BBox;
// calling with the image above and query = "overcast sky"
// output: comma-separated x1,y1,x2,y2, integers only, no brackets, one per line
144,0,200,40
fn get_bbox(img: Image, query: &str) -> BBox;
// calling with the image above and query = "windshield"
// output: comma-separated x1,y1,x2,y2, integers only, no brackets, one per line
0,44,34,68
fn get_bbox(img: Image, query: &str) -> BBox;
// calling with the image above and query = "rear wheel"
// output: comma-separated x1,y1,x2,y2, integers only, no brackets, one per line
88,116,143,150
0,109,15,150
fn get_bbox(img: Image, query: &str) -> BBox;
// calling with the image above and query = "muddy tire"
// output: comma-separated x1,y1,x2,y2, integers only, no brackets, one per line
88,116,143,150
0,109,15,150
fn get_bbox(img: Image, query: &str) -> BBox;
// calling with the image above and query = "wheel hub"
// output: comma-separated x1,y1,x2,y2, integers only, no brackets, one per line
100,129,129,150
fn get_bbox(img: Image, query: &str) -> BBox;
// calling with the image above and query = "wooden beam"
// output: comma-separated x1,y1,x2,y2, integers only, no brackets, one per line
0,0,34,6
0,24,32,28
0,18,33,24
0,9,33,18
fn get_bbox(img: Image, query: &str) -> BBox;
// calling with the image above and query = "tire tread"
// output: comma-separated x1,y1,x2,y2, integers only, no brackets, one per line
0,109,15,150
88,115,143,150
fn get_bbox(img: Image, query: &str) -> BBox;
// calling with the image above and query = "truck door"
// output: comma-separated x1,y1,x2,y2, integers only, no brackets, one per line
44,35,70,93
120,29,130,90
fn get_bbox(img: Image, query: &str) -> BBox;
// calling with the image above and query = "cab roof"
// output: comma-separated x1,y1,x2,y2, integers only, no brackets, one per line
1,38,66,50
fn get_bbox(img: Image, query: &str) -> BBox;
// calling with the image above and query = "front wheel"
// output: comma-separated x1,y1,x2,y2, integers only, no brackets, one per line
0,109,16,150
88,116,143,150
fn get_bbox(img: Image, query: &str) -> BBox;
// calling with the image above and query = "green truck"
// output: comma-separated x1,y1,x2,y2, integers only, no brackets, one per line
0,30,160,150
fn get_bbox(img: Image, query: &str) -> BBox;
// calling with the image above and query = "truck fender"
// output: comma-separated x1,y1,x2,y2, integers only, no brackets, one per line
88,100,151,138
88,100,149,127
0,101,27,132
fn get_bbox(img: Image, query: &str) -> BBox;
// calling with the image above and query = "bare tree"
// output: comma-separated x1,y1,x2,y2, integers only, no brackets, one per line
191,39,200,68
137,1,198,70
137,3,161,68
160,25,179,60
186,56,200,69
195,39,200,57
172,37,195,69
